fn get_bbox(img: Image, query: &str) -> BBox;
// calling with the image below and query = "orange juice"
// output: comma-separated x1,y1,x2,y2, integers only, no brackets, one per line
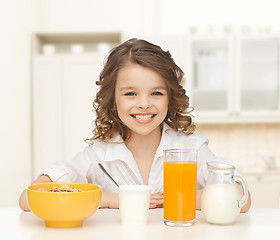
164,161,197,222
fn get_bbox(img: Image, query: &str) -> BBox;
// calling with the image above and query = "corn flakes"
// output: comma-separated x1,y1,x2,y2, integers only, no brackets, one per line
37,184,83,192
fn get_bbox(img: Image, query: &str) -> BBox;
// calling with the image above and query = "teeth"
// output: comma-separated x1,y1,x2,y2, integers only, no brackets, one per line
134,115,153,120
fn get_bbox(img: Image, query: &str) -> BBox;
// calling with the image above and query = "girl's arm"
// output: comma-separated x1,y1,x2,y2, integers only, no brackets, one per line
196,189,203,211
236,182,251,212
19,174,53,211
20,172,164,210
100,192,164,209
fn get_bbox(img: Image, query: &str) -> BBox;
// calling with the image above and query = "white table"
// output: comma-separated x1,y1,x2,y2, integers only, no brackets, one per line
1,208,280,240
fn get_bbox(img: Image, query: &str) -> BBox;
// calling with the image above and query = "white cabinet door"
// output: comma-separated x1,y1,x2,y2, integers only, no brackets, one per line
187,36,235,117
62,55,103,161
245,174,280,208
186,35,280,123
236,36,280,114
33,56,63,177
33,54,103,177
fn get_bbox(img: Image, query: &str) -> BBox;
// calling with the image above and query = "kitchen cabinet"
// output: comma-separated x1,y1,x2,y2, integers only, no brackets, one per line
32,32,122,178
62,55,102,161
242,172,280,208
186,36,234,114
33,55,63,177
186,35,280,124
32,54,103,177
236,35,279,113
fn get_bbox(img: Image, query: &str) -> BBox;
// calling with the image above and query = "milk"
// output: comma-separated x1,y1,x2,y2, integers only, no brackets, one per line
201,184,241,224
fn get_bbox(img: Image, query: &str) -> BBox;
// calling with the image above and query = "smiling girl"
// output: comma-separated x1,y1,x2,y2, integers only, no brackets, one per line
19,38,251,211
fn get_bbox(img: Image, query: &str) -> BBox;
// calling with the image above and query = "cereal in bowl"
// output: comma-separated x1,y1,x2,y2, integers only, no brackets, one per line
37,184,83,192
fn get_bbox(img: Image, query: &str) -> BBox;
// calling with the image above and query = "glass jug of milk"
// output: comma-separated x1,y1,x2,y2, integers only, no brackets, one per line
201,161,248,225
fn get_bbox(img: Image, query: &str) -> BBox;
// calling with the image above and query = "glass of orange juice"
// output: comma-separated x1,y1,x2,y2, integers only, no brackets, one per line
163,149,197,227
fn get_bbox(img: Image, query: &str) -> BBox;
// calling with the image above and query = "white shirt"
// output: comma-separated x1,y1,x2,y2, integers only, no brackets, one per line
42,123,238,194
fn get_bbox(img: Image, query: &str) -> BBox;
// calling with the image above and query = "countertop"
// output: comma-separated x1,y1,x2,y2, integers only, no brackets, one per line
1,208,280,240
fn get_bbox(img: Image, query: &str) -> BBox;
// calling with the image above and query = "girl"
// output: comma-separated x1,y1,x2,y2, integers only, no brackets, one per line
19,38,251,211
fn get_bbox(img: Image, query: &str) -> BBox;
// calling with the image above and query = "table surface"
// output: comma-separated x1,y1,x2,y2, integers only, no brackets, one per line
1,208,280,240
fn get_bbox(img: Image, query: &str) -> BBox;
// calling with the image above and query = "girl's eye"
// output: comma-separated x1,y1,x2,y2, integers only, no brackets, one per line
152,92,163,96
124,92,136,96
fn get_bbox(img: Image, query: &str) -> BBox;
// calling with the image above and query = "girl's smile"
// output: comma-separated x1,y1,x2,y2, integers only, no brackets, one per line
115,63,168,138
131,113,156,124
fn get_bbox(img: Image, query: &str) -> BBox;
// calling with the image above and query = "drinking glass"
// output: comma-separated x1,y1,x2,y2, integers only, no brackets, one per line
163,149,197,227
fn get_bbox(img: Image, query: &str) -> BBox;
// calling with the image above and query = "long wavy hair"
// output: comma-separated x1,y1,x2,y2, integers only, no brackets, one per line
86,38,195,143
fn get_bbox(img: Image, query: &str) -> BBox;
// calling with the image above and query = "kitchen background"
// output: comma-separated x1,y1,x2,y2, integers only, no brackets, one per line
1,0,279,208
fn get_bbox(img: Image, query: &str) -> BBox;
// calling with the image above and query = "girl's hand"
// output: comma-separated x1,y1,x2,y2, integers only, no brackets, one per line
100,192,119,209
19,174,52,211
150,192,164,209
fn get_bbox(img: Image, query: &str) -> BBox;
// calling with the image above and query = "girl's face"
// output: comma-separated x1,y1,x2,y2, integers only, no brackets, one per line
115,64,168,138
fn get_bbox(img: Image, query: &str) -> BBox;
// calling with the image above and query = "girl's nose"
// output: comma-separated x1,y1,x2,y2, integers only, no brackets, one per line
137,96,151,109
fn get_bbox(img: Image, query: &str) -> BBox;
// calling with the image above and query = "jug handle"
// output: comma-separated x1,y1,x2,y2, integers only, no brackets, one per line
234,175,248,208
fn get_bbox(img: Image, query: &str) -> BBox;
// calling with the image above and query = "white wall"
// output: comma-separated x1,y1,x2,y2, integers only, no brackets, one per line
32,0,280,34
157,0,280,33
31,0,148,33
0,0,34,207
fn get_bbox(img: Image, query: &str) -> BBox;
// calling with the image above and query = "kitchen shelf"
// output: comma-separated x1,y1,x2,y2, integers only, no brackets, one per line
32,32,122,55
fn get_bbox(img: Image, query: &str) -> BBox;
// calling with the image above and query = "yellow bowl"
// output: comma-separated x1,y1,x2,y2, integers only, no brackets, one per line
27,182,101,228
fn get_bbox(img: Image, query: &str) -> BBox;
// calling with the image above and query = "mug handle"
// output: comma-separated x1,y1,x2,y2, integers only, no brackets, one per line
234,175,248,209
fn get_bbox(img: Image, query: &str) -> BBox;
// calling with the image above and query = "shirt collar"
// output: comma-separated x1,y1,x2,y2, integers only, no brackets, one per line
102,135,132,163
154,122,178,160
102,122,177,163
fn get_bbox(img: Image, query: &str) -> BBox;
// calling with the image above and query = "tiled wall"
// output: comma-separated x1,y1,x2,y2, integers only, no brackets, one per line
195,123,280,171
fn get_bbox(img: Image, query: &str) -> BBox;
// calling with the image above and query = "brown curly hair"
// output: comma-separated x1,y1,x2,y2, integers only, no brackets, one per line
86,38,195,143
